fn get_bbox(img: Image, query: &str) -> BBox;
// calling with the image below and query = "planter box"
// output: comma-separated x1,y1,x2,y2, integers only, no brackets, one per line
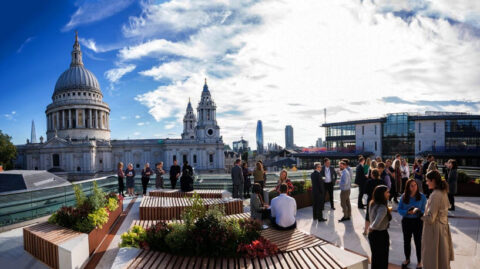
457,182,480,197
24,199,123,269
293,190,313,209
88,199,123,254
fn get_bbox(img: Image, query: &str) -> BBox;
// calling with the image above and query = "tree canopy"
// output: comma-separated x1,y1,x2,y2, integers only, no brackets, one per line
0,130,17,170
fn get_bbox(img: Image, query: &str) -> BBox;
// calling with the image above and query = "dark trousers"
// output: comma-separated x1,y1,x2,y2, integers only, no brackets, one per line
389,179,397,201
232,183,244,198
243,179,251,197
270,217,296,230
141,177,150,195
170,178,177,189
324,182,334,208
401,217,423,263
312,196,323,220
448,193,455,209
118,177,124,196
368,230,389,269
401,178,408,194
357,182,365,208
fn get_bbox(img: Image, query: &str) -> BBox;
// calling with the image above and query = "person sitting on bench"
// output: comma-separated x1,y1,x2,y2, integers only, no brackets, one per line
270,183,297,230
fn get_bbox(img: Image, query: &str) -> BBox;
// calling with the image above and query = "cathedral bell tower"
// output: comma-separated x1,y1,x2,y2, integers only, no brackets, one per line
195,79,220,141
181,98,197,139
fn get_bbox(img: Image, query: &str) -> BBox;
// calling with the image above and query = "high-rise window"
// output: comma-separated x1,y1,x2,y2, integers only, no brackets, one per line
374,125,377,135
419,140,422,151
362,126,364,135
375,141,377,151
434,122,436,133
418,123,421,133
433,140,436,151
209,154,214,163
52,154,60,167
193,155,197,163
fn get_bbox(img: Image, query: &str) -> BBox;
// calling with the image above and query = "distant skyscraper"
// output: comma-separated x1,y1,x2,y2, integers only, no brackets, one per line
285,125,294,149
233,137,248,153
316,138,323,147
256,120,264,154
31,120,37,143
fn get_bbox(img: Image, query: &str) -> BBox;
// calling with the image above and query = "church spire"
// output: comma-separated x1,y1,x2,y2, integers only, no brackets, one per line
70,30,84,67
31,120,37,143
203,77,209,93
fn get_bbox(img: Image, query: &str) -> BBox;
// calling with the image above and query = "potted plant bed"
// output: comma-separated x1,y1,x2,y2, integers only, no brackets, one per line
457,182,480,197
293,190,313,209
88,198,123,254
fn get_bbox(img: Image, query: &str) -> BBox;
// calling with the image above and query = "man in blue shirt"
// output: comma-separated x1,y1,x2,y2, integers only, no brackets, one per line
338,161,352,222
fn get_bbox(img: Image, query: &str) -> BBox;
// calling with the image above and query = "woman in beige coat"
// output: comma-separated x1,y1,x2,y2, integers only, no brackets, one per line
422,170,454,269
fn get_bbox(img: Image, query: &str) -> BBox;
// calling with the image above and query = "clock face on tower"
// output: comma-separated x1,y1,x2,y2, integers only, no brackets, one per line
207,128,214,136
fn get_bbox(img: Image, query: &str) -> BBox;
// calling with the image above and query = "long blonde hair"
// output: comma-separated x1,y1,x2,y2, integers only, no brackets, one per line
279,169,288,182
427,161,438,173
118,162,124,169
255,161,263,172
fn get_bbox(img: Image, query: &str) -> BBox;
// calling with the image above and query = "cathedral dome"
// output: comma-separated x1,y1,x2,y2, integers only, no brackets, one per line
54,66,100,94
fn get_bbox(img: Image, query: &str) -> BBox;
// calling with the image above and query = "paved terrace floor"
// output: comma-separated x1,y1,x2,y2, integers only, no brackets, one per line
0,187,478,269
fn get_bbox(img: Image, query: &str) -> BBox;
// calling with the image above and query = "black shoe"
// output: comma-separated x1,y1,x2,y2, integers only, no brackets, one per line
401,261,410,269
358,206,365,209
338,217,348,222
448,207,455,211
331,207,336,210
318,218,327,222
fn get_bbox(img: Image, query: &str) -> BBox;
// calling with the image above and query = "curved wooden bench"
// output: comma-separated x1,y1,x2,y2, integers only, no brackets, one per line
148,189,227,199
139,196,243,220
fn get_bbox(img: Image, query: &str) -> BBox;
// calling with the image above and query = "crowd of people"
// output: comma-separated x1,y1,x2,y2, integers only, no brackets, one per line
116,154,457,269
244,154,456,269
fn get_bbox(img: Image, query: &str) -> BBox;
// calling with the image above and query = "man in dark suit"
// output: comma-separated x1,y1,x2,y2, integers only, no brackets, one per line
311,162,326,221
320,158,337,210
355,157,367,209
231,159,244,198
169,160,181,189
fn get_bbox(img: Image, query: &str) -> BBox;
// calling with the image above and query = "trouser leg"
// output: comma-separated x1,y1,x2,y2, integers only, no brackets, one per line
170,178,177,189
448,193,455,209
413,218,423,264
402,218,413,261
368,230,389,269
232,184,239,198
358,183,365,207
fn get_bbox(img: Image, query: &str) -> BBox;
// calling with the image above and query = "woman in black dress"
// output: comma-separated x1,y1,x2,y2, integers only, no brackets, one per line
141,163,153,195
180,161,194,192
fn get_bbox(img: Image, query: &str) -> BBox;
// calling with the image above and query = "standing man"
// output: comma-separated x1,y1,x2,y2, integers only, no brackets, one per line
355,157,367,209
169,159,181,189
231,159,244,198
320,158,337,210
338,161,352,222
311,162,327,221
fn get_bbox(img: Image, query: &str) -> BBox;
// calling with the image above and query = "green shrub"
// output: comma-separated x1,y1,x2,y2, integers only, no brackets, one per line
458,171,472,184
89,181,106,211
119,225,146,248
145,221,171,251
290,181,306,196
165,223,190,254
73,184,86,206
88,207,109,229
106,197,119,212
181,192,206,227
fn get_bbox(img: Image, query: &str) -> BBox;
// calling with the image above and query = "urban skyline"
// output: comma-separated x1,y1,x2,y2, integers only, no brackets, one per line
1,0,480,149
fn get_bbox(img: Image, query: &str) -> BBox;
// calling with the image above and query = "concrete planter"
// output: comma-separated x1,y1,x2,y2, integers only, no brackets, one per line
88,199,123,254
293,190,313,209
457,182,480,197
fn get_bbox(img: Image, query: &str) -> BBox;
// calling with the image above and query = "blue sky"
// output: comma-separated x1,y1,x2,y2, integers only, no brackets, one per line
1,0,480,147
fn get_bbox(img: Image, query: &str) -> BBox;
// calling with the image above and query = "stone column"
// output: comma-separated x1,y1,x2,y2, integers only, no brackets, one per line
56,111,60,130
89,109,92,128
68,109,72,129
62,110,65,129
47,114,50,131
95,109,98,129
82,109,86,128
75,109,79,128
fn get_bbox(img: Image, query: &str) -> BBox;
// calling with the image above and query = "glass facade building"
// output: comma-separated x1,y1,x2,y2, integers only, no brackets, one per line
256,120,264,154
325,124,356,151
382,113,415,159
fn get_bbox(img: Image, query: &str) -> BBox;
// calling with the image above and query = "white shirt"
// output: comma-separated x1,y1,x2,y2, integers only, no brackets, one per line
324,166,331,183
270,194,297,227
401,164,410,178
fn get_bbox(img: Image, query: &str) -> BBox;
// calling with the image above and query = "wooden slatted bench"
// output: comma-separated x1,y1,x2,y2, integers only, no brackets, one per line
131,212,252,229
139,196,243,220
148,189,227,199
126,244,344,269
23,222,84,269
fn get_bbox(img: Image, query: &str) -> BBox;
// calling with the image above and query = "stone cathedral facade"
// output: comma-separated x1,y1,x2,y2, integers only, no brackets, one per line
16,33,225,180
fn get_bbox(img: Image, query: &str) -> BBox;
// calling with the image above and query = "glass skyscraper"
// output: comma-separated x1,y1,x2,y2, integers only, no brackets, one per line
256,120,264,154
285,125,294,149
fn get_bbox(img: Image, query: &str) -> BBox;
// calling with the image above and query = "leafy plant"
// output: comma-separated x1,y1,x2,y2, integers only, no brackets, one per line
119,225,146,248
144,221,171,251
73,184,87,206
164,223,190,254
181,192,206,227
106,197,119,212
237,236,279,258
290,181,306,196
88,207,109,229
105,192,119,202
89,181,106,211
458,171,472,184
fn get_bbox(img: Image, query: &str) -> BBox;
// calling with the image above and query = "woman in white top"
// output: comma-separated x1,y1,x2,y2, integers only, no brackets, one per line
400,159,410,194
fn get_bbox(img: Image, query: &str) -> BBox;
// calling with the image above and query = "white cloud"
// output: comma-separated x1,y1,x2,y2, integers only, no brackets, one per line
135,115,141,119
165,122,176,129
117,0,480,147
63,0,135,31
120,116,128,120
105,64,136,83
17,37,35,53
4,111,16,120
133,131,141,136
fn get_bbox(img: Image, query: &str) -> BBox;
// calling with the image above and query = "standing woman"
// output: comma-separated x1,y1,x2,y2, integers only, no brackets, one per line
253,162,265,189
422,170,454,269
125,163,135,196
368,185,392,269
446,159,458,211
242,162,252,198
117,162,125,197
400,159,410,194
275,169,294,195
398,179,426,269
363,169,385,235
392,159,402,201
414,159,424,194
155,162,165,189
180,161,194,192
364,158,371,178
141,163,153,195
